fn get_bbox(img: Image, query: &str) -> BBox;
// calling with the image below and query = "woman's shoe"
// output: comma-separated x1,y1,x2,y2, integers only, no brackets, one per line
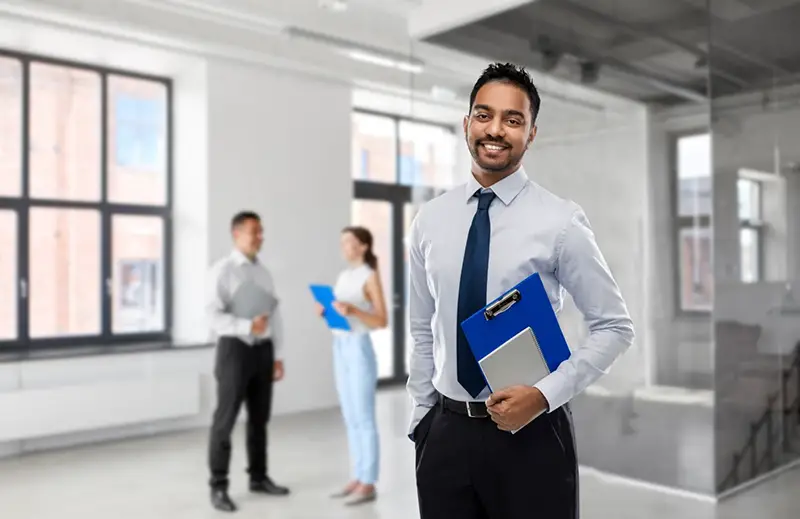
330,481,360,498
344,487,377,506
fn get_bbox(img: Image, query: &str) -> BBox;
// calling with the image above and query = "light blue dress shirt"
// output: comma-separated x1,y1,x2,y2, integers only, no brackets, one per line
406,167,634,435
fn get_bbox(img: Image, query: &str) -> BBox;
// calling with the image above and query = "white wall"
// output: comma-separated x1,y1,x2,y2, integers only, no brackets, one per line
526,100,651,393
206,59,352,415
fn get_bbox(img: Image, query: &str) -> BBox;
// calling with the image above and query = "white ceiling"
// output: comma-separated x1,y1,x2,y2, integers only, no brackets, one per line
0,0,637,113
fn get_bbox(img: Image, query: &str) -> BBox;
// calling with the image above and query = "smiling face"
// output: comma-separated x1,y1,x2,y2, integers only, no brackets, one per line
340,231,367,263
232,217,263,259
464,80,537,180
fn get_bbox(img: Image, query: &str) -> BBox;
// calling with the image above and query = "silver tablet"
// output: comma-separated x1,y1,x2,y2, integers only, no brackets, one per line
478,326,551,392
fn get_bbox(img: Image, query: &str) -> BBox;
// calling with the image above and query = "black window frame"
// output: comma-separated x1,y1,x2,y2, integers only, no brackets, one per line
351,108,455,385
0,48,173,353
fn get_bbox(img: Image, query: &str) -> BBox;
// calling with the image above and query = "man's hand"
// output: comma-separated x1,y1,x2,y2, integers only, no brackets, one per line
273,360,285,381
314,302,326,317
486,385,549,432
251,314,268,335
332,301,354,316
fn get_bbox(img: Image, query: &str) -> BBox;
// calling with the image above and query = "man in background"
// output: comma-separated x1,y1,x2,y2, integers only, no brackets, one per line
206,210,290,512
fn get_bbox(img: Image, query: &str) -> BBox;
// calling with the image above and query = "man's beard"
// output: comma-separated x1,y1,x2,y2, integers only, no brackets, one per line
469,138,520,173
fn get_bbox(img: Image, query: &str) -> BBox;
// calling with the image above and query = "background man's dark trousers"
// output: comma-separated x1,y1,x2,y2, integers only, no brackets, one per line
414,396,579,519
208,337,274,489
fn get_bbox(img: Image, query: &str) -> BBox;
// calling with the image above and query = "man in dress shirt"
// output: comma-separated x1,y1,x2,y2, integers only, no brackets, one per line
206,210,290,512
406,62,635,518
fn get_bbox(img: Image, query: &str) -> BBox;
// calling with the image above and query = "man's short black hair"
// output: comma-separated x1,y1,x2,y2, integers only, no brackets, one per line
231,210,260,230
469,62,541,124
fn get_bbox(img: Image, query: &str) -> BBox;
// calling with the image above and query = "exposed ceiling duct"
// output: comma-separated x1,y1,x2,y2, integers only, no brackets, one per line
416,0,800,107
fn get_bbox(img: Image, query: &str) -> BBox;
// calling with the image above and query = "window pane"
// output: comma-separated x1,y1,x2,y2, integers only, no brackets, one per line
112,215,165,333
0,211,17,340
29,208,100,337
351,200,393,379
679,226,713,311
0,57,21,197
352,113,396,183
737,178,761,222
29,63,101,201
677,134,711,217
107,76,168,205
398,120,458,188
740,228,760,284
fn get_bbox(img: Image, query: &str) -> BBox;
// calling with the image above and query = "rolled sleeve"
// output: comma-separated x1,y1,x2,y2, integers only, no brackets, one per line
534,207,635,412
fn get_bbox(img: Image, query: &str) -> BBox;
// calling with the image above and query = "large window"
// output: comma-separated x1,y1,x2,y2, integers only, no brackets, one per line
352,111,458,189
673,133,763,312
351,110,457,382
0,50,171,350
737,177,763,284
675,133,713,312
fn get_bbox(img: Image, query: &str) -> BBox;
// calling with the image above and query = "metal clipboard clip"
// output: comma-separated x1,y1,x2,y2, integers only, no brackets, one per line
484,289,522,321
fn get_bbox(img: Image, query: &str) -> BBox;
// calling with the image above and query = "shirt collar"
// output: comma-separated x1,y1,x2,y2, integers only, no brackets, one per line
464,166,529,206
230,248,257,266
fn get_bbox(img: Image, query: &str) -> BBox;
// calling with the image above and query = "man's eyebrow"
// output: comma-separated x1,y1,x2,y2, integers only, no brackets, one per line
472,105,527,120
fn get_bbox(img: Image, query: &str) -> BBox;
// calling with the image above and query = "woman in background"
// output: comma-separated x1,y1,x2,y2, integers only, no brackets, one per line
315,226,387,506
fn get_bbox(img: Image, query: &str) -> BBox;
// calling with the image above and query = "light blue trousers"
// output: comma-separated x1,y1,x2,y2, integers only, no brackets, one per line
332,332,379,485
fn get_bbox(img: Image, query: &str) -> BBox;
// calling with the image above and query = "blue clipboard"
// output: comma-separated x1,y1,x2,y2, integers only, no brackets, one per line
309,284,351,331
460,272,570,378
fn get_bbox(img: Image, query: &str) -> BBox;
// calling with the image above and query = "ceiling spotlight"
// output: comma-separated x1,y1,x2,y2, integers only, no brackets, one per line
580,61,600,84
542,49,561,71
536,35,562,71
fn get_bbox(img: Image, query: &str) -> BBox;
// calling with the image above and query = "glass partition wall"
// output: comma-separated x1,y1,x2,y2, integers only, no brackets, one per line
709,1,800,494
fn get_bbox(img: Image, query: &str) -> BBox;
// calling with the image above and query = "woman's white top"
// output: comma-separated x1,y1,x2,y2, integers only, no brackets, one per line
332,263,375,335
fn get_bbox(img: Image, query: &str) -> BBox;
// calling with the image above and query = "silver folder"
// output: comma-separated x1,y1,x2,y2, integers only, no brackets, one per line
478,326,551,392
478,327,551,433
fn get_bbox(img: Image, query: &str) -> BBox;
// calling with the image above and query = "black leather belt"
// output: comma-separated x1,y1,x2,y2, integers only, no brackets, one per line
439,394,490,418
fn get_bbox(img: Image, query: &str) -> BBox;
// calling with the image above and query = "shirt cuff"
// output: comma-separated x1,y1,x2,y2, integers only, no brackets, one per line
533,371,571,413
237,318,252,337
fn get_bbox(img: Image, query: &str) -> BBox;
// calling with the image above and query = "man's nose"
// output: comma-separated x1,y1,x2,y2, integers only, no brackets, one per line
485,118,505,139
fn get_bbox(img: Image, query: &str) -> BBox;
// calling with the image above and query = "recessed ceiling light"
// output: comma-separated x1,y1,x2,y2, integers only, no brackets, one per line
319,0,348,12
345,49,424,74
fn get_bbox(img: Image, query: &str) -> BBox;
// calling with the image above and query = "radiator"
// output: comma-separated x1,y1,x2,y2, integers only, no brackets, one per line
0,375,201,442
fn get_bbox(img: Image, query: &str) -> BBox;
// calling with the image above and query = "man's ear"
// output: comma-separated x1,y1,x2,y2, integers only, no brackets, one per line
528,124,537,146
463,114,469,136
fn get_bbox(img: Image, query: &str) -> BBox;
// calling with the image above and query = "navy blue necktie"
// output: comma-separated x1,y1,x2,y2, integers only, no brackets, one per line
456,189,496,398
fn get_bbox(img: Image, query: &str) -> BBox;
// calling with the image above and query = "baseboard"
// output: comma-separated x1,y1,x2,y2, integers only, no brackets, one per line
578,465,718,504
717,457,800,501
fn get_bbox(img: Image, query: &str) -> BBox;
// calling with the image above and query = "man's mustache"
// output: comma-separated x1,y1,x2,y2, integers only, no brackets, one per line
476,138,510,148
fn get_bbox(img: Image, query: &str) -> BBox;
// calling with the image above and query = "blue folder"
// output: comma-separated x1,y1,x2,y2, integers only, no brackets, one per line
460,272,571,382
309,284,351,331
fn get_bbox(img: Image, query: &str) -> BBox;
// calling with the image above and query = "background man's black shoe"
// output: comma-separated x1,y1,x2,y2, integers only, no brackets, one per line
211,489,238,512
250,477,290,495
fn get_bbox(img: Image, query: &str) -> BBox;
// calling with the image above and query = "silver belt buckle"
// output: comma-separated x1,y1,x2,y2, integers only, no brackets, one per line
466,402,478,418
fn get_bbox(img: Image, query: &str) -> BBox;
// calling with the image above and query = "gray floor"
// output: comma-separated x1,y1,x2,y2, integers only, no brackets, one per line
0,388,799,519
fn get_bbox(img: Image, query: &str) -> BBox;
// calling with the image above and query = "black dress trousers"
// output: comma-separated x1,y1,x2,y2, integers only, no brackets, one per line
208,337,275,490
415,399,579,519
